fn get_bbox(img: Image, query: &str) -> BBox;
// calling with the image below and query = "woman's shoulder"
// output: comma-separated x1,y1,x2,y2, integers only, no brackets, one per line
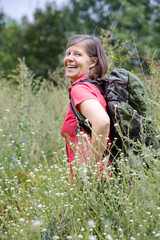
70,78,101,94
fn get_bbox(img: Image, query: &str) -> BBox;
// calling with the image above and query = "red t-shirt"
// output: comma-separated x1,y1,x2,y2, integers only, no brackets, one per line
61,74,111,178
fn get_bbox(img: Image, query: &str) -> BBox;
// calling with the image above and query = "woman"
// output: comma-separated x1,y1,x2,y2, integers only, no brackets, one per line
61,34,111,178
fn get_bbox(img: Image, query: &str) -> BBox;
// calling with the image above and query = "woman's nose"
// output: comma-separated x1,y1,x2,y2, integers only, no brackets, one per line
66,53,74,61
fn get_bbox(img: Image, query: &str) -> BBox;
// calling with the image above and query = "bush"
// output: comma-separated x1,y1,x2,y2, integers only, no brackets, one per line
0,43,160,239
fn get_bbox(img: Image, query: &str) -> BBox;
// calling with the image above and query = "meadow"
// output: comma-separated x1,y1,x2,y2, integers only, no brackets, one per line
0,51,160,240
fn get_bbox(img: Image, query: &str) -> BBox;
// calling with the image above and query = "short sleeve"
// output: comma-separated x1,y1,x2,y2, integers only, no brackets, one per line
71,83,102,110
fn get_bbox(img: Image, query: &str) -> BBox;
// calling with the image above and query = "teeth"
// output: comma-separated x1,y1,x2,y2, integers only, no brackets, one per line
68,65,77,68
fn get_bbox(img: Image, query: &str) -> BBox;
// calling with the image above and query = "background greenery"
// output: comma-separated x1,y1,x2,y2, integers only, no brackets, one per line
1,0,160,77
0,0,160,239
0,33,160,239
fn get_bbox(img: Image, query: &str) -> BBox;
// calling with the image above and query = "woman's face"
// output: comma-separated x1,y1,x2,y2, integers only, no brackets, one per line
64,42,96,82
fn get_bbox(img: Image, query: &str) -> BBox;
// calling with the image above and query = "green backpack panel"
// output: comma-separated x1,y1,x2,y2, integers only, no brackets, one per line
70,69,160,166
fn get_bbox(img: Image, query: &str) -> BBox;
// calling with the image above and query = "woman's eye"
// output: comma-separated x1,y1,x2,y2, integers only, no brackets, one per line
76,53,81,56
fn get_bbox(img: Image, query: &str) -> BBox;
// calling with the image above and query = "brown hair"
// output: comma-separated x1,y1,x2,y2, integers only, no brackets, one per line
66,34,108,79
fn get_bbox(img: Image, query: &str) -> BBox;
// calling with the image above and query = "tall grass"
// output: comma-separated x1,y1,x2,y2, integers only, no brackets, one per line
0,51,160,240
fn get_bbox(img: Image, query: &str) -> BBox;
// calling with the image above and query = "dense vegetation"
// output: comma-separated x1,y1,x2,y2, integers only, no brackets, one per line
0,0,160,239
0,32,160,239
1,0,160,77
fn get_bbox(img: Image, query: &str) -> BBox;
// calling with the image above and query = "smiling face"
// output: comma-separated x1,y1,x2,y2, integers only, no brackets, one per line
64,42,97,82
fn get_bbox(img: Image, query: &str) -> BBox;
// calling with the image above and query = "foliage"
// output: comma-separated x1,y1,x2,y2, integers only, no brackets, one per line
21,4,71,76
0,19,21,75
0,48,160,239
0,10,5,32
1,0,160,79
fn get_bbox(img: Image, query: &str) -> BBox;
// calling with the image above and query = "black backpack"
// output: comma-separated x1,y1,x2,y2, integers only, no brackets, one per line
69,69,160,168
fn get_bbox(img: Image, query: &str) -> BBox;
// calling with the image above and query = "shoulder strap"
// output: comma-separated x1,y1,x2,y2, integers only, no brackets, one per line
69,94,92,135
69,78,106,136
72,78,105,94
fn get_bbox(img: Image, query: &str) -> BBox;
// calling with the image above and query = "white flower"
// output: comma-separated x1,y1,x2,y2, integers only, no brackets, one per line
32,220,43,227
81,228,85,231
87,220,96,229
78,234,83,239
88,236,96,240
146,212,151,215
55,193,60,197
26,179,31,182
37,204,42,208
19,218,25,222
106,235,113,240
155,233,160,237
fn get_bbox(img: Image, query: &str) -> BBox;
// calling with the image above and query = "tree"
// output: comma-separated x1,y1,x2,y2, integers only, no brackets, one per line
0,19,21,74
1,0,160,77
67,0,160,67
22,3,71,75
0,10,5,32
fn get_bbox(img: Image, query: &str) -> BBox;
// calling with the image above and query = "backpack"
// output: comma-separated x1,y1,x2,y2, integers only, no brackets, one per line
69,69,160,168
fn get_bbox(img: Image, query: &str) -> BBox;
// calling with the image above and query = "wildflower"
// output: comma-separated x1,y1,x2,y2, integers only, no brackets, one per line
37,204,42,208
87,220,96,229
55,193,60,197
19,218,25,222
146,212,151,215
32,220,43,227
106,235,113,240
81,228,85,231
78,234,83,239
6,109,10,112
131,70,134,73
118,228,123,231
111,55,114,58
129,219,134,222
26,179,31,182
88,236,97,240
104,224,108,229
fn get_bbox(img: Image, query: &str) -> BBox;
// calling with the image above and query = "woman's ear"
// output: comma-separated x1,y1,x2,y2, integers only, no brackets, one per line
90,57,98,68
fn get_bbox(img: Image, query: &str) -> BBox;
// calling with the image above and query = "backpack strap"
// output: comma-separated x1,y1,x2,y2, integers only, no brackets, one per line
69,78,106,136
72,78,104,93
69,93,92,135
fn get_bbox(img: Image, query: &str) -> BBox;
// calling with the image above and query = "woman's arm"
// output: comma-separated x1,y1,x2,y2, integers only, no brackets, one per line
79,99,110,165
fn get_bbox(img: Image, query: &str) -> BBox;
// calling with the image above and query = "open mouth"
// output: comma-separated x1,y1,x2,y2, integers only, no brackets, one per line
67,65,77,69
